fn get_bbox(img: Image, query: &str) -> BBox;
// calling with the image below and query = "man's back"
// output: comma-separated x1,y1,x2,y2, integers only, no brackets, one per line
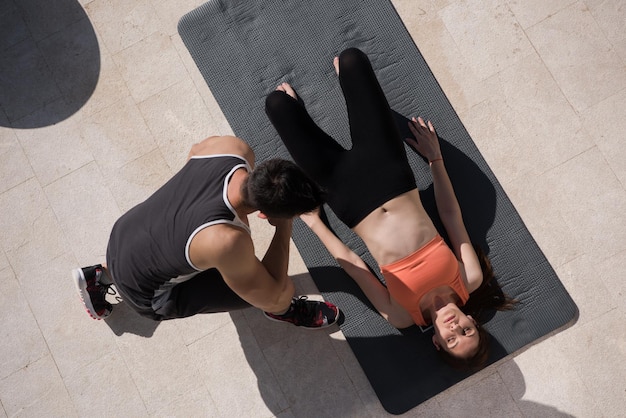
106,153,251,308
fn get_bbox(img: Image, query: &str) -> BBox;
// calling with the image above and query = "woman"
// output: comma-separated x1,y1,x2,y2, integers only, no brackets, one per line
265,48,513,369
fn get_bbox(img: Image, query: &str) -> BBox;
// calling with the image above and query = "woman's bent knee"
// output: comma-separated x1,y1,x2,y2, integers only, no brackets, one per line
339,47,368,70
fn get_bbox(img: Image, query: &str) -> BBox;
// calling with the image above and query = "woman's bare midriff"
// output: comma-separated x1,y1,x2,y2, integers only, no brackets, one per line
353,189,438,266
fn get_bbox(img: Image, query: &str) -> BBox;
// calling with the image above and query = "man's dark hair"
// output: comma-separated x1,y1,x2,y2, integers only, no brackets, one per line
242,158,325,218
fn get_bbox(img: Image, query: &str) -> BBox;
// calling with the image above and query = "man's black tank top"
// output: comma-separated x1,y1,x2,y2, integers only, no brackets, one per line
106,154,251,309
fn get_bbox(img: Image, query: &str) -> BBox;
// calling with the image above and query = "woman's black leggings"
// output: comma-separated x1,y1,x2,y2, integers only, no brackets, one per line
265,48,416,228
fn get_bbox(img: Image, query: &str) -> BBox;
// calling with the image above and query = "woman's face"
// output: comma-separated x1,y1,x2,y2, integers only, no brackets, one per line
431,303,479,358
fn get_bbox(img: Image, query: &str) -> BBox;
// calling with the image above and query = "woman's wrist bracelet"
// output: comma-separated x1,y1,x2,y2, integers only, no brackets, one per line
429,158,443,166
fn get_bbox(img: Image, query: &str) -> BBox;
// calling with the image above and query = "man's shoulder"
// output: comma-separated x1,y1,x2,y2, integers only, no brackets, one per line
199,222,251,245
188,223,255,271
188,135,254,166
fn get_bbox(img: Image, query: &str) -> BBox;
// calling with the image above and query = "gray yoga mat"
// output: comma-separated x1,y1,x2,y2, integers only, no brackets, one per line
178,0,578,414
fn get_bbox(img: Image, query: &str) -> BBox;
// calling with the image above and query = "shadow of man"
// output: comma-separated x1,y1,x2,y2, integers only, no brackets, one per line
104,299,160,337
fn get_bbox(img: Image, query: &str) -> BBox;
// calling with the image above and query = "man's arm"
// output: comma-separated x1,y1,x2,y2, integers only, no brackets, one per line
191,225,294,314
406,117,483,292
258,217,293,290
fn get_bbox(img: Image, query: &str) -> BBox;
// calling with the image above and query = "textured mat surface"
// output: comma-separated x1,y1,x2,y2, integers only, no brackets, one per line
179,0,578,413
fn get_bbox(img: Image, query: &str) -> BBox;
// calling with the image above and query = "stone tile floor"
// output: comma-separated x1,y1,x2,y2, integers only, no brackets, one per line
1,0,625,416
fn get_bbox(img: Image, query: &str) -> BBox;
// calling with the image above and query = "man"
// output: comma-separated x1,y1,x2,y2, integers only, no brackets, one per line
73,135,339,329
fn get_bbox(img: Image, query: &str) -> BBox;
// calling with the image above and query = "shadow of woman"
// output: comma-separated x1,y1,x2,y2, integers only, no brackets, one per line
0,0,100,128
227,268,576,416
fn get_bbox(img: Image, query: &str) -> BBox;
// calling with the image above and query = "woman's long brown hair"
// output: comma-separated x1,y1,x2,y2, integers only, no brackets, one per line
462,244,517,321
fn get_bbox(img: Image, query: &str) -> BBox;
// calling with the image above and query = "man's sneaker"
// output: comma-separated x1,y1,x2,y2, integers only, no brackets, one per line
263,296,339,329
73,264,114,320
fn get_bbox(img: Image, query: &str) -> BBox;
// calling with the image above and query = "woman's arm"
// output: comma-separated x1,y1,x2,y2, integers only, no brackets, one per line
405,117,483,292
300,209,414,328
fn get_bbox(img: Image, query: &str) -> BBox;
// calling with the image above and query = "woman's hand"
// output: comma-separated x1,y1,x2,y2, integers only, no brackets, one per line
299,206,322,228
405,116,442,162
259,213,293,228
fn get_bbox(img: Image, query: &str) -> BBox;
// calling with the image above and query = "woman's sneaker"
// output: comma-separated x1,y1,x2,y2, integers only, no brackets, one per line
73,264,114,320
263,296,339,329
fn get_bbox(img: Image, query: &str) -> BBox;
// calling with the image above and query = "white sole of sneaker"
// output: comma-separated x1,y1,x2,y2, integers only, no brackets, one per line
262,307,340,330
72,268,106,320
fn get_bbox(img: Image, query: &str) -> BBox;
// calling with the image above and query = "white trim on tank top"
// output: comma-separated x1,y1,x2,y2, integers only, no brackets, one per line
184,157,252,271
